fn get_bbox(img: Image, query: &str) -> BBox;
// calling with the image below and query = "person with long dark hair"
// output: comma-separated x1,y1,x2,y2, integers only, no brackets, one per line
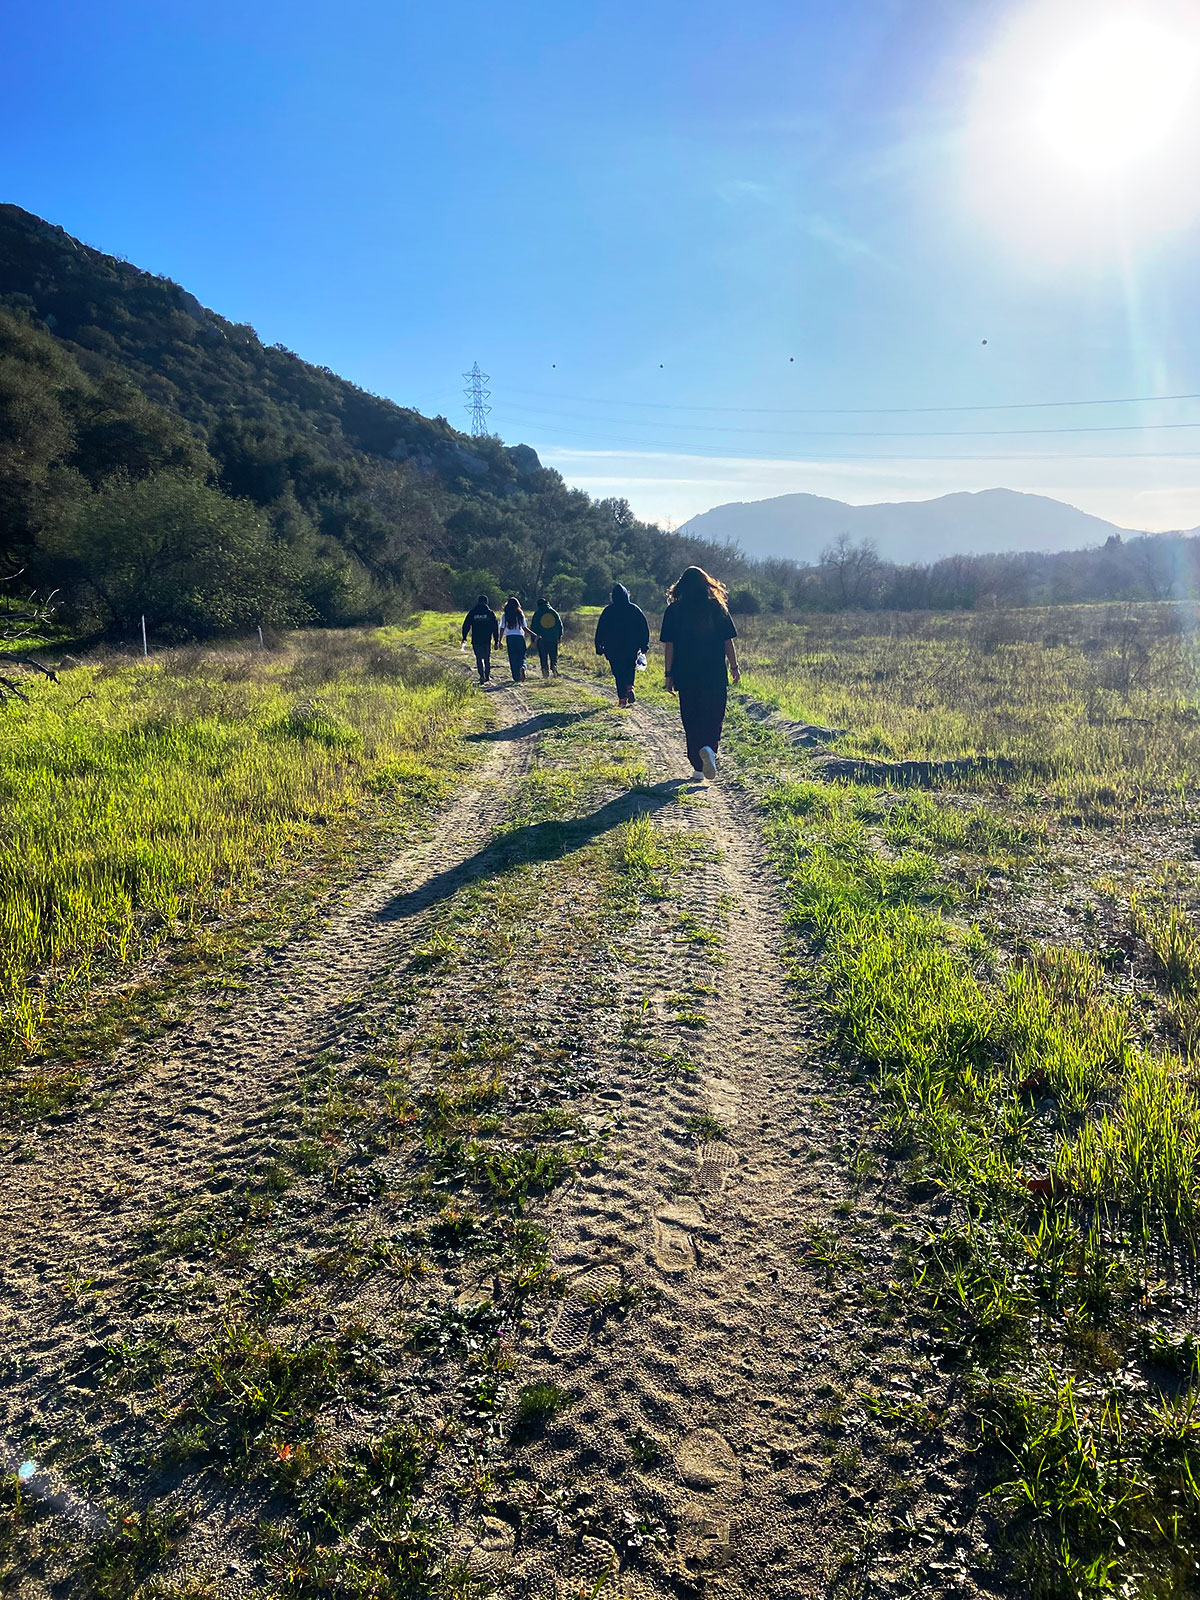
500,596,533,682
660,566,740,780
593,584,650,707
461,594,500,683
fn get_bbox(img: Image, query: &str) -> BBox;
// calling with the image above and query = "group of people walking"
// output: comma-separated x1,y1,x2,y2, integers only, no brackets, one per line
461,594,563,684
459,565,740,782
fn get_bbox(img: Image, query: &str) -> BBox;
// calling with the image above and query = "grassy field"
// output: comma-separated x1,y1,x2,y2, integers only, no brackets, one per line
0,632,479,1116
10,599,1200,1595
734,602,1200,801
721,601,1200,1598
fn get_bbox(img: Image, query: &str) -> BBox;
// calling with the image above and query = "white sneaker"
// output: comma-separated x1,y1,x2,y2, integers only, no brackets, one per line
700,746,718,780
691,768,705,782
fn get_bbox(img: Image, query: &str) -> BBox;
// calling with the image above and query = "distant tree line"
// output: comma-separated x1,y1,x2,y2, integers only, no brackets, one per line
718,530,1200,615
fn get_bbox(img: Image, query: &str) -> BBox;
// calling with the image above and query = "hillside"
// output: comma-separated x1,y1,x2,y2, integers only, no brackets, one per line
0,204,727,635
682,487,1142,565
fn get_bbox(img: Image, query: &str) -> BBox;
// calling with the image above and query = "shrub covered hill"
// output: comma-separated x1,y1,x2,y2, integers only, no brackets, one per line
0,203,731,638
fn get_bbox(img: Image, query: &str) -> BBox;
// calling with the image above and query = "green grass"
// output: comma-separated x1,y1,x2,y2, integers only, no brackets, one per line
76,1503,185,1599
726,609,1200,1597
730,602,1200,798
513,1381,576,1437
165,1321,377,1477
0,630,478,1113
0,1473,41,1588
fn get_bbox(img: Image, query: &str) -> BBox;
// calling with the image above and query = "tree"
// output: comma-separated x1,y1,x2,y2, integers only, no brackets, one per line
0,308,210,575
728,586,762,615
0,569,58,707
449,566,503,609
41,471,309,638
545,572,585,610
819,534,883,609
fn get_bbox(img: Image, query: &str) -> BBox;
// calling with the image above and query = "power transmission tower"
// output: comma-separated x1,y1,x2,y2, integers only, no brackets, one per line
463,362,492,437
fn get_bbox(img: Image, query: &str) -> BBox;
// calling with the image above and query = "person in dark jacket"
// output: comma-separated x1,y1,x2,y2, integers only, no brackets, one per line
529,596,564,679
461,594,500,682
660,566,739,780
594,583,650,707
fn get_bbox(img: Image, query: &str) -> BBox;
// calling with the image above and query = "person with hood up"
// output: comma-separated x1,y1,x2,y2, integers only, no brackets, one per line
529,596,564,679
500,596,534,682
660,566,740,781
461,594,500,683
594,584,650,707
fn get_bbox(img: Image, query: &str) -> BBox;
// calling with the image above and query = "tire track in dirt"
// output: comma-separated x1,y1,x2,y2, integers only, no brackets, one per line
627,702,850,1594
505,681,942,1599
0,681,540,1445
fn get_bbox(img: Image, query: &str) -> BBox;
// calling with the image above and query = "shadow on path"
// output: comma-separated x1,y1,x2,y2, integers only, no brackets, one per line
378,782,683,923
464,707,603,745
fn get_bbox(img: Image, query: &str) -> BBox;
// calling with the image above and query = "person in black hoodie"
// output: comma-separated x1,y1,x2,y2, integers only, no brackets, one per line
461,595,500,683
594,584,650,707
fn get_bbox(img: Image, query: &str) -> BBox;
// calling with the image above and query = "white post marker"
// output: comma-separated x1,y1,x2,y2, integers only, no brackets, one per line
141,615,148,657
258,625,264,649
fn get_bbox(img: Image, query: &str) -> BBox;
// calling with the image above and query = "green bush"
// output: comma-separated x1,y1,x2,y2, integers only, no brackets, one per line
448,566,502,609
546,572,585,610
728,585,761,615
41,471,308,639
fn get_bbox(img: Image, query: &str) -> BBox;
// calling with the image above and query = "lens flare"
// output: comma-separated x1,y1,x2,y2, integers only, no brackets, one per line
1037,16,1197,174
964,1,1200,258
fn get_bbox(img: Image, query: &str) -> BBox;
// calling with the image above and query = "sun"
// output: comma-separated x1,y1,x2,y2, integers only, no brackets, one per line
1036,14,1198,175
964,1,1200,256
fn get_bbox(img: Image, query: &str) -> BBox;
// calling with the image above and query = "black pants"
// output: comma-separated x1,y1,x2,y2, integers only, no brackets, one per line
607,651,638,698
536,637,559,675
678,681,727,770
506,635,527,681
473,646,492,681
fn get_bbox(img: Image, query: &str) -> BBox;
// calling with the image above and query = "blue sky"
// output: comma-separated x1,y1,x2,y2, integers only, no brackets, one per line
6,0,1200,528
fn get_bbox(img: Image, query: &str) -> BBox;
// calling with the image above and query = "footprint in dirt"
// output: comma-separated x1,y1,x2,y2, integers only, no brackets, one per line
458,1515,515,1574
678,1502,733,1570
677,1427,742,1490
705,1076,742,1125
652,1202,702,1273
559,1535,620,1598
546,1263,623,1356
696,1142,738,1194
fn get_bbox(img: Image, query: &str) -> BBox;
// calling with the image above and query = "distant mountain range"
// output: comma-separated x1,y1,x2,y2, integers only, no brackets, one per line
680,488,1185,566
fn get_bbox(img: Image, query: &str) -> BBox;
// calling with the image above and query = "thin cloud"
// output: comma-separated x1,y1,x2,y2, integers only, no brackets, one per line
714,178,775,206
798,212,881,262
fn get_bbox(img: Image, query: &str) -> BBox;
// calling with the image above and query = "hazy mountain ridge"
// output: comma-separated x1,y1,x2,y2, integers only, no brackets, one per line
681,488,1183,566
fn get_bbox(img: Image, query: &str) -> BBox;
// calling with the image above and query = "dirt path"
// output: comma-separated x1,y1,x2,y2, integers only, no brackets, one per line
0,680,539,1452
487,690,912,1599
0,663,972,1600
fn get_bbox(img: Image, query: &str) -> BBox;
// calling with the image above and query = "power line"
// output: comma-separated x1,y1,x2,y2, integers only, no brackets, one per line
463,362,491,437
501,384,1200,417
500,404,1200,442
503,416,1200,463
